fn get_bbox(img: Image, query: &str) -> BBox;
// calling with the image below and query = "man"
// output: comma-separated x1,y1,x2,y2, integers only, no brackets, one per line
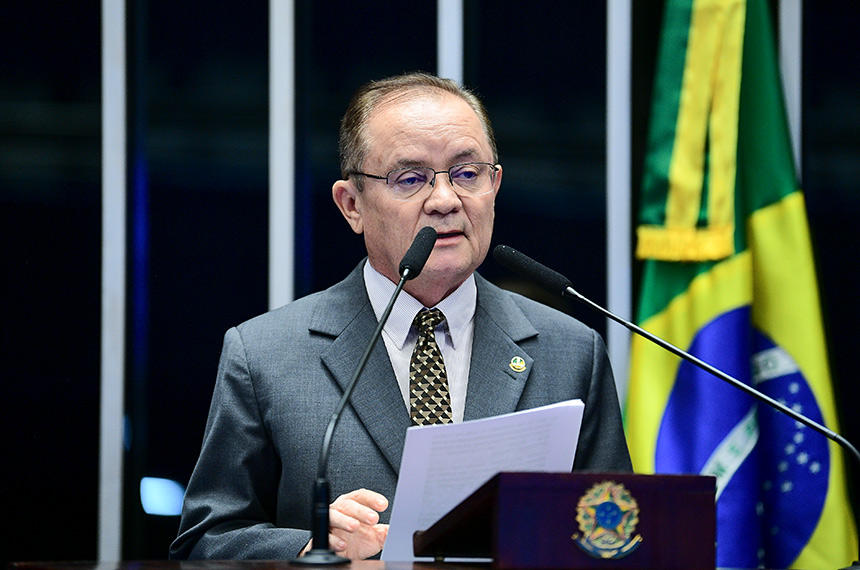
170,72,631,561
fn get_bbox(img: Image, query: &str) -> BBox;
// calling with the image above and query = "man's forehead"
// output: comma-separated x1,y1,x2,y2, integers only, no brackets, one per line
364,92,489,161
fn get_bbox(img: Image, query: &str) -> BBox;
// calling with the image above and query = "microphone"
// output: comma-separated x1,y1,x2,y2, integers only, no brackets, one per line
493,244,860,511
399,226,437,280
292,227,437,566
493,244,572,296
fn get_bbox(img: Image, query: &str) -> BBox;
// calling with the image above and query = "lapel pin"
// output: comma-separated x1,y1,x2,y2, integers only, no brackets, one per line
509,356,526,372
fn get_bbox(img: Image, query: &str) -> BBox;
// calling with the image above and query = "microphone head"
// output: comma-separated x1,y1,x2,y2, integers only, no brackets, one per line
399,226,438,280
493,244,572,296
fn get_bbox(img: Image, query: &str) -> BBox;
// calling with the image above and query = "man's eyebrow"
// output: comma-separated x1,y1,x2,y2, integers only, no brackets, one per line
389,150,482,170
390,158,428,169
450,149,481,163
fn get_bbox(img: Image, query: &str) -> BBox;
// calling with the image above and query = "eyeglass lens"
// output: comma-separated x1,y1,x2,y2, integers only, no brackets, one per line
388,163,494,199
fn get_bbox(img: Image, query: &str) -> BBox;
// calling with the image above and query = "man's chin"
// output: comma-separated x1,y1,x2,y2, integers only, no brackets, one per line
419,258,475,285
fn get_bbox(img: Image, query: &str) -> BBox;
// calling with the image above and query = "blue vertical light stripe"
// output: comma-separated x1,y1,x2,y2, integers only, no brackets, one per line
131,150,149,380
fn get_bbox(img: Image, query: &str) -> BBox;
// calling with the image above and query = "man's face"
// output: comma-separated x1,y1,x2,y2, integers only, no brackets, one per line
334,91,502,302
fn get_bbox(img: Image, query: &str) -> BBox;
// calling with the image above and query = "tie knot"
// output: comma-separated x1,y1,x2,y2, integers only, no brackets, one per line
414,308,446,333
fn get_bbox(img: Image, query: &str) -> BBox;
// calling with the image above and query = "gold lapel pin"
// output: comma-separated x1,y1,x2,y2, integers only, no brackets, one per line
509,356,526,372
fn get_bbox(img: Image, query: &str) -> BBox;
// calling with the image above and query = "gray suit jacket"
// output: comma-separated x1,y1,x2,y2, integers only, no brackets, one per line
170,263,631,560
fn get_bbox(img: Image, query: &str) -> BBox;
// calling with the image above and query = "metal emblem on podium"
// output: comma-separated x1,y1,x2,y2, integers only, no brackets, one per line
571,480,643,559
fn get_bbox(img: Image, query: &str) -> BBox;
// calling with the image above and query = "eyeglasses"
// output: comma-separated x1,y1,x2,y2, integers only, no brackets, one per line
348,162,500,200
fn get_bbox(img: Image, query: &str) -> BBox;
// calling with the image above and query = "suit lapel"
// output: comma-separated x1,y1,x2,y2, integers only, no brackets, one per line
312,263,411,474
463,276,539,421
308,267,540,468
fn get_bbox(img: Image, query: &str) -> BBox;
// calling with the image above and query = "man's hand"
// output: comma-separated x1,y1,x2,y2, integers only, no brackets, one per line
302,488,389,560
329,488,389,559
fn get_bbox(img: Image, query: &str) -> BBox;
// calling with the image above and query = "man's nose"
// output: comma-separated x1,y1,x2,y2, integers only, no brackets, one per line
425,172,461,209
429,170,460,192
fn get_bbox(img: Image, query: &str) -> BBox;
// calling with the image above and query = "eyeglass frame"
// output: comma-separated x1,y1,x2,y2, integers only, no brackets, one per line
346,161,501,200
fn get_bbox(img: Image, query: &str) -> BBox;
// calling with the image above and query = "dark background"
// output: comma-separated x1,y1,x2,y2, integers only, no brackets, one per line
2,1,857,563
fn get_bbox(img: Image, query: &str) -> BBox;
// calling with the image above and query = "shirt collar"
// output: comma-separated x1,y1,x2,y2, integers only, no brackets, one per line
363,260,477,350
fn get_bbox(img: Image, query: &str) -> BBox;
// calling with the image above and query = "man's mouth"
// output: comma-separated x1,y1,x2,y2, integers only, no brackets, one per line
435,230,463,240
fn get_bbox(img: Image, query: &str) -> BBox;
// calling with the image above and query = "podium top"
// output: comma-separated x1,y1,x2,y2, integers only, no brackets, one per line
8,560,794,570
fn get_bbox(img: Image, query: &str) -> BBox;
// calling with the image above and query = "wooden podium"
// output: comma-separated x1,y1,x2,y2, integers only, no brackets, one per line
413,472,716,570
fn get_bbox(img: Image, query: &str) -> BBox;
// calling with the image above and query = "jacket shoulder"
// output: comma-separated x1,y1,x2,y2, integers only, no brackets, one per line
476,274,596,341
233,262,368,341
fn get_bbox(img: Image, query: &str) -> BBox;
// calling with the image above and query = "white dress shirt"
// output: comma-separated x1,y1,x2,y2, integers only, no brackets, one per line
363,260,476,423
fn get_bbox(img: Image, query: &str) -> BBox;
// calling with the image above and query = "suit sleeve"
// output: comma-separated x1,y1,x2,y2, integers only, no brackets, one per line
169,327,311,559
572,329,633,472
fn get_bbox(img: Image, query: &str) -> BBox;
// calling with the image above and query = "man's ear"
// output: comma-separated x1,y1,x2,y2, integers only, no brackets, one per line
332,179,364,235
493,164,503,195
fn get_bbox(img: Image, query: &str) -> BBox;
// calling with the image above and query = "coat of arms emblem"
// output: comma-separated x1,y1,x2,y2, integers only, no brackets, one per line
571,480,643,559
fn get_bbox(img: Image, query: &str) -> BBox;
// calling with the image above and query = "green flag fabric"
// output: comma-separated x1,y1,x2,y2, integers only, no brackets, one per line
625,0,857,567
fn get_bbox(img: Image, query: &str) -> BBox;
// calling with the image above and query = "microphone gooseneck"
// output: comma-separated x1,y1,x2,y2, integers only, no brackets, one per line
493,244,860,569
291,228,437,566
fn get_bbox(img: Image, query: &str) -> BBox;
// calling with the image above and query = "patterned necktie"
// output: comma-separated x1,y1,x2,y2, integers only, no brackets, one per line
409,308,453,425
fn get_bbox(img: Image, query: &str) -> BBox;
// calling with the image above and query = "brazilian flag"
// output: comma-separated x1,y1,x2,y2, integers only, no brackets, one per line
625,0,858,567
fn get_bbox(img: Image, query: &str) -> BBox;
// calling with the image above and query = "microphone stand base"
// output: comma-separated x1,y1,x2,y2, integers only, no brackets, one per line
290,549,349,566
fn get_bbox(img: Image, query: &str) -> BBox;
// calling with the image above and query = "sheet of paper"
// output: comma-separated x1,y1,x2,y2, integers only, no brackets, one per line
381,399,584,562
